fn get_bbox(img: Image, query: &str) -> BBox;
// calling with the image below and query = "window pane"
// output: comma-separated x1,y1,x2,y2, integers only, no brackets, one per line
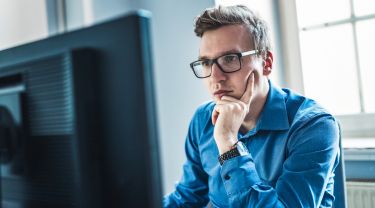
354,0,375,16
296,0,350,27
299,24,360,114
0,0,48,50
357,19,375,112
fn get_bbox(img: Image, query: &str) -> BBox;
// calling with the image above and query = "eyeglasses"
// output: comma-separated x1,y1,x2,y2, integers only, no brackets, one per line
190,49,258,78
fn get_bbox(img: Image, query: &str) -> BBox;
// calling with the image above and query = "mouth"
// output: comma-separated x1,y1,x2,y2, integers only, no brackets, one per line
213,90,232,100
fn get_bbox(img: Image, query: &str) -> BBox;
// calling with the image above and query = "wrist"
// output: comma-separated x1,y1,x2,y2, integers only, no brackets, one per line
216,138,239,155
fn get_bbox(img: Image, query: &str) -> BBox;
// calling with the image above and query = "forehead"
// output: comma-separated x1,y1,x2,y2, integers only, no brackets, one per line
199,24,253,58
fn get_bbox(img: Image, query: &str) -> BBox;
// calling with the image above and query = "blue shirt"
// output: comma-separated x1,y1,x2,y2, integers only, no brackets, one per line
163,81,340,208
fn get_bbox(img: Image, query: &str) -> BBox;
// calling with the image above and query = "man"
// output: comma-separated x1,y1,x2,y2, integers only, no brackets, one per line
164,5,340,208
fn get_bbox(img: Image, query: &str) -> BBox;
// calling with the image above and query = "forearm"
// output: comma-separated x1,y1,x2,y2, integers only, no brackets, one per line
221,155,285,208
221,151,337,208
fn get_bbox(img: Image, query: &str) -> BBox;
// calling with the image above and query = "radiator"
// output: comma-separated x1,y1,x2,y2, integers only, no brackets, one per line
347,181,375,208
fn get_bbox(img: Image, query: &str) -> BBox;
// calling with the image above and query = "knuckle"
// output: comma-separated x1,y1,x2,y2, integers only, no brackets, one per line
234,103,242,112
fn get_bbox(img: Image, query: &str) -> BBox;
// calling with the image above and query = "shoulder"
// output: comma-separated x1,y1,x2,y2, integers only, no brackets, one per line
283,89,340,148
295,99,339,143
282,88,337,126
296,97,337,129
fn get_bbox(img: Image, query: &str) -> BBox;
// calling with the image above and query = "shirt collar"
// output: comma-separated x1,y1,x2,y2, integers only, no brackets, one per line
241,80,289,138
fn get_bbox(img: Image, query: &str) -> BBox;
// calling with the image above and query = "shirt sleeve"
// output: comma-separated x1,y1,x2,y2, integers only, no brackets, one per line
163,108,210,208
220,115,340,208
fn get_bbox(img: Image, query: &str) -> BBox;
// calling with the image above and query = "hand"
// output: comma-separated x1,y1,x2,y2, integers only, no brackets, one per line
212,73,254,154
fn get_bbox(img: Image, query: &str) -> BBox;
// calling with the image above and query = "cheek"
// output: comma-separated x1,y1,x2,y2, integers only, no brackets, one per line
250,60,263,75
229,74,249,98
203,79,212,92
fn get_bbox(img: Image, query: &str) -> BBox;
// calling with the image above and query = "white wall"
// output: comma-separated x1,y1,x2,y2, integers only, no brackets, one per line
139,0,215,194
0,0,48,50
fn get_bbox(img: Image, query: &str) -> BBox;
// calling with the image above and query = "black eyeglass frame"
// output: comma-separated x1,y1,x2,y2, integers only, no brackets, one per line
189,49,259,78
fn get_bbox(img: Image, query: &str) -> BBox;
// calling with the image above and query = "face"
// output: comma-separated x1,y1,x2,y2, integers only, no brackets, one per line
199,24,271,102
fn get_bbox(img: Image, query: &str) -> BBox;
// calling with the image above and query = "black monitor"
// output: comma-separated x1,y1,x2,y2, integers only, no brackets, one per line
0,11,162,208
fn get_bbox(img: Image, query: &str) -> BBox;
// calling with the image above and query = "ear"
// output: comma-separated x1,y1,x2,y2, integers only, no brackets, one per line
263,51,273,76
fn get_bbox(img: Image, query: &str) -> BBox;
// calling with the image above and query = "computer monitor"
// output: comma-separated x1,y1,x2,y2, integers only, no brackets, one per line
0,11,162,208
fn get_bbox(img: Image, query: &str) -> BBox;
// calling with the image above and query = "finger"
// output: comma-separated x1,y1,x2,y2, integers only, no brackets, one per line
215,98,235,105
212,106,220,125
220,95,239,102
240,72,255,104
216,98,246,114
218,96,243,107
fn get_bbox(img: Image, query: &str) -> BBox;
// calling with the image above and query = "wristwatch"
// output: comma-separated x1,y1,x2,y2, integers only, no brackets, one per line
218,141,249,165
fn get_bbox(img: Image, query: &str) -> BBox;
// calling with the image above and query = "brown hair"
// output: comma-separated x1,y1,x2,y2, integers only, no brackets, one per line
194,5,271,55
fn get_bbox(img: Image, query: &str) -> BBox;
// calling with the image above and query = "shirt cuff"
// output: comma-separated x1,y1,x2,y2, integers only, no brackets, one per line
220,154,261,196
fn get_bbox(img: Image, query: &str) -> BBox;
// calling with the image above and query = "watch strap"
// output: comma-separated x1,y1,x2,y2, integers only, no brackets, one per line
218,141,248,165
218,147,240,165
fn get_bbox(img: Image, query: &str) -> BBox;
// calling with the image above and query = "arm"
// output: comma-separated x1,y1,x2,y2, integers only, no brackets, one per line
163,109,210,208
220,115,340,207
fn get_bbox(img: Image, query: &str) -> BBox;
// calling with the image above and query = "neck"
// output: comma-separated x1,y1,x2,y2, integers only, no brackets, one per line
240,79,269,134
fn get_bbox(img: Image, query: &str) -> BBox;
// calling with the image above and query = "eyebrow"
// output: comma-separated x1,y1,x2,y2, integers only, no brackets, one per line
198,49,241,60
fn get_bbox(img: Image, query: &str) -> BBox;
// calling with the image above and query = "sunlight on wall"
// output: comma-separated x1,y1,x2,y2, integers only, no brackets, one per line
0,0,48,50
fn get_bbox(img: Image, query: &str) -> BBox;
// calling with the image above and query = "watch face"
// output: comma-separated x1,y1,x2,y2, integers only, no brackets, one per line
236,141,249,156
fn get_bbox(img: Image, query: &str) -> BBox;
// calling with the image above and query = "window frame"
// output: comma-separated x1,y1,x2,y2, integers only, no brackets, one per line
278,0,375,140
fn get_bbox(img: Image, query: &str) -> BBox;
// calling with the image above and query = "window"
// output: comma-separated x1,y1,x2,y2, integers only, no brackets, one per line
296,0,375,115
294,0,375,141
0,0,48,50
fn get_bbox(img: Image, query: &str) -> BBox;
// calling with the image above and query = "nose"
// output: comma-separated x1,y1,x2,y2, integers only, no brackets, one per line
210,63,226,81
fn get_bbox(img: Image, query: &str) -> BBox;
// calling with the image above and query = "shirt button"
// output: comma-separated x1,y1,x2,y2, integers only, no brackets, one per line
224,174,230,180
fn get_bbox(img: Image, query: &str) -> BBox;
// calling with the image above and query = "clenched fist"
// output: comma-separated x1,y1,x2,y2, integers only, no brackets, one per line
212,73,255,154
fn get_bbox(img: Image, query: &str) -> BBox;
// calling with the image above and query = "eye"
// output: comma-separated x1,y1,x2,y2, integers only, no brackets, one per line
222,55,238,63
201,60,211,67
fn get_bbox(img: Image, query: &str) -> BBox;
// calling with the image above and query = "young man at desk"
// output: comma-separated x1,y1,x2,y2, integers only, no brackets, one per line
164,5,340,208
